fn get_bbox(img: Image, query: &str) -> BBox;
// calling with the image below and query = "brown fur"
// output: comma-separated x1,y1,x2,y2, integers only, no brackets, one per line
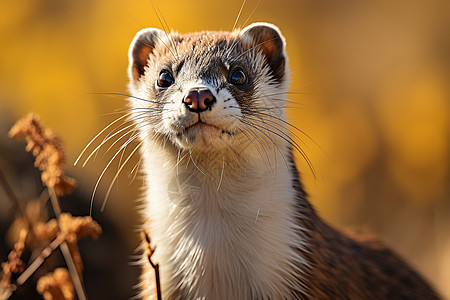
290,157,440,299
130,25,441,299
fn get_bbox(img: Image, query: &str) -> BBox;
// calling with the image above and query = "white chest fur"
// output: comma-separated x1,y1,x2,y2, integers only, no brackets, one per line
140,141,308,299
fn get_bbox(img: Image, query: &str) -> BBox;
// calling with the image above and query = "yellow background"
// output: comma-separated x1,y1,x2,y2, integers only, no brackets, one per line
0,0,448,297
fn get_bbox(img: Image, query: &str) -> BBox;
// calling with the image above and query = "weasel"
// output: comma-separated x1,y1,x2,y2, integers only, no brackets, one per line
126,23,440,299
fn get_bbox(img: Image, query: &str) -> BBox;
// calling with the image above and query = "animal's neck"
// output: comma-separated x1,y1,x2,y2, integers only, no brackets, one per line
141,141,311,299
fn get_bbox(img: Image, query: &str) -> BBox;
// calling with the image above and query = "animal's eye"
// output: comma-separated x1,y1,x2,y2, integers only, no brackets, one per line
157,70,175,88
230,68,247,86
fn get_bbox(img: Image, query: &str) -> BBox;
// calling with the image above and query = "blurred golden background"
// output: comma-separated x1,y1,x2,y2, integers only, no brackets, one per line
0,0,448,298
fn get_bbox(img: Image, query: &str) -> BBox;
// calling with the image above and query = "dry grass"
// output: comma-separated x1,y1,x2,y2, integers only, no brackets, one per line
8,113,76,197
142,231,162,300
36,268,74,300
0,113,102,300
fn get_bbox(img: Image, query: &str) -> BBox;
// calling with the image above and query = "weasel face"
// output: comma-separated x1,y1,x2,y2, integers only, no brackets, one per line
128,23,290,153
146,52,245,150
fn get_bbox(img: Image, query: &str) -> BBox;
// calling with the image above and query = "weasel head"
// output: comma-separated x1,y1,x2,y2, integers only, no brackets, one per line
127,23,290,156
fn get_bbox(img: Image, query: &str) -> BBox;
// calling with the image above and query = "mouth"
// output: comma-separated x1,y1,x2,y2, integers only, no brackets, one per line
174,121,234,141
185,121,220,132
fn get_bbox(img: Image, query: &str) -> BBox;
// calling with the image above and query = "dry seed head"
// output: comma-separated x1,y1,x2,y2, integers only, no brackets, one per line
8,113,76,196
59,213,102,274
0,229,28,294
34,219,59,241
58,213,102,241
7,199,48,248
31,213,102,275
36,268,74,300
6,228,28,273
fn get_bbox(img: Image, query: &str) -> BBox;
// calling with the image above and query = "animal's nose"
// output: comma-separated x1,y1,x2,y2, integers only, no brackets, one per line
183,89,216,113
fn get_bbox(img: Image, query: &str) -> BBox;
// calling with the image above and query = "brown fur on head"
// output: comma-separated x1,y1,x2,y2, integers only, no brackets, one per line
128,23,288,91
126,23,290,153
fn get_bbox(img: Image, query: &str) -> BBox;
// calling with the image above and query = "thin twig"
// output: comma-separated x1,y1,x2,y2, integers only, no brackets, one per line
0,169,39,245
142,231,162,300
0,289,13,299
48,187,88,300
150,261,161,300
49,187,62,217
0,169,25,217
16,237,64,286
0,162,86,300
60,243,86,299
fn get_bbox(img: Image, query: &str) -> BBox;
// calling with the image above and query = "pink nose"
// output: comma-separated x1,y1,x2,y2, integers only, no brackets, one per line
183,89,216,113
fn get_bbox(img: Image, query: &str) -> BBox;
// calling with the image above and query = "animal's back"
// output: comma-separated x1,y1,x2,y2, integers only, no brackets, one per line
303,220,440,299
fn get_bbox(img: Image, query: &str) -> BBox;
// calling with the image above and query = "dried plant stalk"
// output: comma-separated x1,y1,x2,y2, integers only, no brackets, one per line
7,114,86,299
142,231,162,300
8,113,76,196
16,237,64,286
3,113,105,300
33,213,102,275
58,213,102,275
7,113,87,298
0,229,28,298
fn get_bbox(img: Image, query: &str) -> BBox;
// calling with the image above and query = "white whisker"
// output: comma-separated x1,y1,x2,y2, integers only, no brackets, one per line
90,133,140,216
101,139,145,212
232,0,247,32
216,159,225,192
74,112,131,166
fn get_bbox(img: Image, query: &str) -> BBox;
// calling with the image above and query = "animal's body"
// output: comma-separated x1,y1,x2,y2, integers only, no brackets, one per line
127,23,440,299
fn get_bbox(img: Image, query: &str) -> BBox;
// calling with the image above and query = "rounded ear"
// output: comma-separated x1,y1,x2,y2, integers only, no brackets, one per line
128,28,166,82
239,22,287,82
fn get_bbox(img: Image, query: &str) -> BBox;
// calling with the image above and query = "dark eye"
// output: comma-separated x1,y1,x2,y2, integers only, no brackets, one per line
157,70,175,88
230,68,247,86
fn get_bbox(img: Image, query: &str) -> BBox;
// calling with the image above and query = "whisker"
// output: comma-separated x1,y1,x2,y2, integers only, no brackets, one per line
226,26,248,56
121,6,146,29
99,107,161,117
128,157,142,186
235,37,278,60
243,115,316,179
74,112,132,166
151,2,178,60
244,110,329,159
101,138,145,212
85,92,167,104
174,149,182,187
238,126,275,175
170,150,189,173
155,5,179,58
216,159,225,192
84,113,151,167
236,91,292,102
240,0,260,29
235,117,290,176
101,111,158,143
247,115,310,155
232,0,247,32
90,132,141,215
188,147,206,176
116,117,152,173
85,122,137,168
